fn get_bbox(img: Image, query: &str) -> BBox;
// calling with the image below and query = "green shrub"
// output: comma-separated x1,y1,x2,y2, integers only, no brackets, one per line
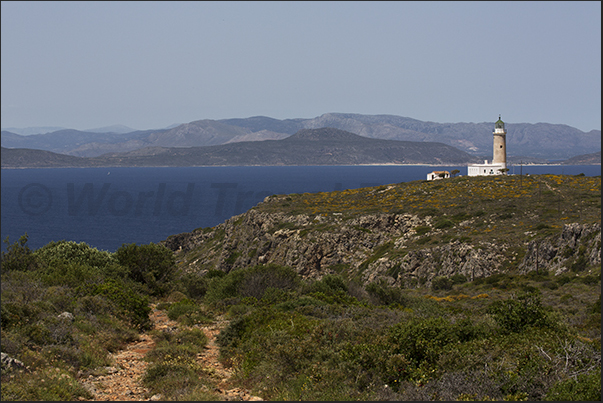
416,236,432,245
577,274,599,285
115,242,176,296
167,299,212,325
75,294,113,318
276,295,327,312
570,255,589,273
260,287,294,305
203,269,246,305
216,314,251,350
38,261,104,289
205,264,300,305
487,292,551,334
592,294,601,314
0,367,93,401
451,273,468,285
1,234,38,273
175,328,208,347
472,277,485,285
178,273,208,299
92,279,151,330
205,269,226,279
414,225,431,236
1,301,36,329
302,274,356,304
34,240,115,269
238,264,301,299
366,281,407,307
431,276,453,291
435,218,454,229
389,317,484,373
142,362,202,398
555,274,573,286
544,368,601,401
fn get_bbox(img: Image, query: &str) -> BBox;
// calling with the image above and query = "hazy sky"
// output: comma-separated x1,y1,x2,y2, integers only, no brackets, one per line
1,1,601,132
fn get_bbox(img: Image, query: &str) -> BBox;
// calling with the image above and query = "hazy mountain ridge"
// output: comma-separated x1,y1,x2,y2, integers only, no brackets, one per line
2,112,600,159
1,126,67,136
561,150,601,165
0,129,167,157
1,128,483,168
3,127,599,169
93,128,484,166
1,147,88,168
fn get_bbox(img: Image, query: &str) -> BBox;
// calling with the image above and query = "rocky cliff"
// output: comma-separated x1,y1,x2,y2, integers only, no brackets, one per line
163,174,601,286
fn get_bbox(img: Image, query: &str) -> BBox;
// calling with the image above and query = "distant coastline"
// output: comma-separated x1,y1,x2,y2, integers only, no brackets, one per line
2,163,600,170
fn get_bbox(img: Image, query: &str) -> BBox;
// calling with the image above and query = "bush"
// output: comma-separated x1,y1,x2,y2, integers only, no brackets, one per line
1,234,38,273
34,240,116,269
451,274,468,285
389,317,484,370
216,314,251,350
37,260,104,289
0,367,93,401
435,218,454,229
92,279,151,330
204,264,300,305
487,292,550,334
414,225,431,236
544,368,601,401
115,243,176,296
431,276,453,291
178,273,208,299
365,281,407,307
167,299,212,325
592,295,601,314
239,264,301,299
147,329,207,363
570,255,589,273
303,274,356,304
142,362,201,398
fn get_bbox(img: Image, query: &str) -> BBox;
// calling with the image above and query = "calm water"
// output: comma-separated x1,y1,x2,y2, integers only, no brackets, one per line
1,165,600,252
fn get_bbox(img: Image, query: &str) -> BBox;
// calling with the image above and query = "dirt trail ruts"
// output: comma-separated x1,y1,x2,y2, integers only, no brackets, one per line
78,305,262,401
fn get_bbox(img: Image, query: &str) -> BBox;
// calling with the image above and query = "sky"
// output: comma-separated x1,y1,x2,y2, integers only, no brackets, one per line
1,1,601,132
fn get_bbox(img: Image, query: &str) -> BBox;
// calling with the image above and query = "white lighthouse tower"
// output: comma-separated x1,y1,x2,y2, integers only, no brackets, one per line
492,114,507,171
467,115,508,176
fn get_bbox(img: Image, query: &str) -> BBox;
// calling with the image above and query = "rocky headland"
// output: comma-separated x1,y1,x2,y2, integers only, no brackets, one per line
163,174,601,287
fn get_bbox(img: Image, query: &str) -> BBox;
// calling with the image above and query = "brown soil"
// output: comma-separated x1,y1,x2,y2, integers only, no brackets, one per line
78,305,262,401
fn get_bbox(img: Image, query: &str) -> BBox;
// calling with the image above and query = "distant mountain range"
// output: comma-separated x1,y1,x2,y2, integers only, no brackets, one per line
2,113,600,160
559,150,601,165
3,128,600,169
1,128,487,168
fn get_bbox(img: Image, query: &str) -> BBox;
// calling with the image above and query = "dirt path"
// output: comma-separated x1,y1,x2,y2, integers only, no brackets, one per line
79,305,262,401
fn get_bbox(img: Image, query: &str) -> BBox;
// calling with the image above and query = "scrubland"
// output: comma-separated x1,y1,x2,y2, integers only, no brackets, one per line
1,173,600,401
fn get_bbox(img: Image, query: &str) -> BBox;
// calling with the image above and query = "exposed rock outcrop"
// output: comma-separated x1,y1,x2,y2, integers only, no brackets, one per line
1,352,27,372
163,196,601,286
519,223,601,275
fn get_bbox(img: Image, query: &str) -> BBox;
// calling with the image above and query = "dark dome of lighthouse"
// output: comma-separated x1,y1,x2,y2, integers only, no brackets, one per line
495,115,505,129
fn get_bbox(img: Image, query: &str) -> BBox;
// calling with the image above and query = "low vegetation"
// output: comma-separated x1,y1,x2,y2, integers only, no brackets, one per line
0,237,173,400
260,174,601,247
1,174,600,401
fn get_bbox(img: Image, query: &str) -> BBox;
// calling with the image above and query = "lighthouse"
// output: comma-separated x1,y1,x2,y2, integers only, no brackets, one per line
467,115,508,176
492,114,507,171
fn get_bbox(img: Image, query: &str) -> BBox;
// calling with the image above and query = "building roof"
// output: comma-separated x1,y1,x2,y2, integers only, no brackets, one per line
495,114,505,129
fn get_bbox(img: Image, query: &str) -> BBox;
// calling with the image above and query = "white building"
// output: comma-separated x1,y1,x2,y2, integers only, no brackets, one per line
467,161,506,176
468,115,508,176
427,170,450,180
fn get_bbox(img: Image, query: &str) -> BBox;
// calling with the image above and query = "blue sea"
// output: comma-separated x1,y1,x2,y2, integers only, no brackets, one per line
1,165,600,252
